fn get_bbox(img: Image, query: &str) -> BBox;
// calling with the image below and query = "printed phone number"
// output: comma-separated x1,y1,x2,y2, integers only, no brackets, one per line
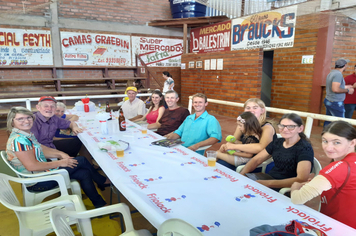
155,62,181,67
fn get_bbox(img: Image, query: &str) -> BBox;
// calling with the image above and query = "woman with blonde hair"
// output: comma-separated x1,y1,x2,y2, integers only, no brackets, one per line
217,98,277,170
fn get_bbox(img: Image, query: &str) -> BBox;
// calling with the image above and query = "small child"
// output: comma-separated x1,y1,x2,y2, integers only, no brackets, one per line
218,112,262,167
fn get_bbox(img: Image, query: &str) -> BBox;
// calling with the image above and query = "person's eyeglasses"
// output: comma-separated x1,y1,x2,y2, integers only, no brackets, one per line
277,124,298,131
14,117,33,122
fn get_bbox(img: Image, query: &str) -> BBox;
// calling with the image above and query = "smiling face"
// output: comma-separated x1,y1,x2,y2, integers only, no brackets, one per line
127,90,137,102
55,106,65,117
151,94,162,106
244,102,264,121
36,101,56,119
192,97,207,113
165,93,179,109
322,132,356,161
12,113,34,133
278,118,303,139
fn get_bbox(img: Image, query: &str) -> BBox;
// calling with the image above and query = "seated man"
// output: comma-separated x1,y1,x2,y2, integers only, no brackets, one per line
121,86,146,121
165,93,222,155
149,90,190,136
31,96,83,157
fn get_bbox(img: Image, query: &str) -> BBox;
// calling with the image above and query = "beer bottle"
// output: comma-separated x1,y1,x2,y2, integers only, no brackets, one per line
105,101,112,119
119,109,126,131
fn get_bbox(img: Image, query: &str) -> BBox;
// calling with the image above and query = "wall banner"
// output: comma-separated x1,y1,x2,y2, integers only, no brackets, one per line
231,5,297,51
190,21,231,54
131,36,183,67
0,28,53,66
60,32,131,66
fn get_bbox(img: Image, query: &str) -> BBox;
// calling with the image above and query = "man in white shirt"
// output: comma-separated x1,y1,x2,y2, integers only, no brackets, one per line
121,87,146,120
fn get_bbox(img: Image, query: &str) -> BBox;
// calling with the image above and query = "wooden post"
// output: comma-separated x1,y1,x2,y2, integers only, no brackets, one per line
183,23,188,54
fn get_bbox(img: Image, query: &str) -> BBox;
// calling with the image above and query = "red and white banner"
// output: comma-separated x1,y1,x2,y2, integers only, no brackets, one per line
60,32,131,66
132,36,183,67
0,28,53,66
190,21,231,54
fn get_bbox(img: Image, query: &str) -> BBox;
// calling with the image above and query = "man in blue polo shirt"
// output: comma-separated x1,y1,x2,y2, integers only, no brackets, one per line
165,93,222,155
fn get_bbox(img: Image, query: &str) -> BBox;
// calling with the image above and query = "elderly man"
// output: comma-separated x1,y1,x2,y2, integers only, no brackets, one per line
31,96,82,157
149,90,190,136
324,58,354,126
165,93,222,155
121,86,146,121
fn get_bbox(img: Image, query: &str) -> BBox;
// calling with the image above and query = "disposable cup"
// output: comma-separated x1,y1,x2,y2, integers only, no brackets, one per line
116,148,124,157
141,123,148,134
206,150,217,167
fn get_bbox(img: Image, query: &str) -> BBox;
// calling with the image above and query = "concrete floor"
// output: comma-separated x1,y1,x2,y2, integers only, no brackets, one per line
0,114,330,235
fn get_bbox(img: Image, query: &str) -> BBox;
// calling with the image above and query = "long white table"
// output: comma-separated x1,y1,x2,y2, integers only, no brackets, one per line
73,110,356,235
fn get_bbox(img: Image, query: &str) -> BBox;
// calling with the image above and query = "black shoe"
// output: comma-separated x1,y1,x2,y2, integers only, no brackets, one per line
98,183,111,191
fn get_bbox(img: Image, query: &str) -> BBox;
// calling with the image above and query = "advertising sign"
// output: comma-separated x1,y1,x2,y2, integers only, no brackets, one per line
190,21,231,54
231,5,297,51
0,28,53,66
61,32,131,66
132,36,183,67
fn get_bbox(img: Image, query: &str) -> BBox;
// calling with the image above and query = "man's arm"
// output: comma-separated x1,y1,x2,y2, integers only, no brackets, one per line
165,132,180,139
331,81,354,94
65,114,79,122
188,137,219,151
69,121,82,134
129,115,143,121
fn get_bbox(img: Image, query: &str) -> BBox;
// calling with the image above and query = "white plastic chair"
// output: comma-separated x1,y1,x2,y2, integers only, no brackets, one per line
279,158,322,195
0,173,88,236
50,203,152,236
158,218,204,236
236,158,274,173
1,150,81,206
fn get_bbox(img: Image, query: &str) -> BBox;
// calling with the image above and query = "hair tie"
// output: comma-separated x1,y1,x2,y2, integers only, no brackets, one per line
237,116,245,124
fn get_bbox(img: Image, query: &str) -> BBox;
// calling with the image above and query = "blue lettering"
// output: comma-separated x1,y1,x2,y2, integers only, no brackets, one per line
281,13,295,38
232,24,249,44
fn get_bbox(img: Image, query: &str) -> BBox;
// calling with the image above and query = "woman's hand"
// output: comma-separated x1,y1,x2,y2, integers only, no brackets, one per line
59,158,78,168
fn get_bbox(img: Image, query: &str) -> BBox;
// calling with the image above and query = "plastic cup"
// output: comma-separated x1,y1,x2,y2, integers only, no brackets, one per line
141,123,148,134
116,148,124,157
207,157,217,167
206,150,217,167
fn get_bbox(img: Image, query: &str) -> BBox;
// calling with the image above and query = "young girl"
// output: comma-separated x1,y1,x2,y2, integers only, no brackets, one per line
217,112,262,167
291,121,356,229
132,90,165,125
162,71,174,93
240,113,314,190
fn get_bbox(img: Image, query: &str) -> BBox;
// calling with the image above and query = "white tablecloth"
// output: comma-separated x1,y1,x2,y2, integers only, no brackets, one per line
72,110,356,235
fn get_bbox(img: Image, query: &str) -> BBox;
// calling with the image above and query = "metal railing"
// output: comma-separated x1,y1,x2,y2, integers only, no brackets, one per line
0,93,152,111
188,96,356,138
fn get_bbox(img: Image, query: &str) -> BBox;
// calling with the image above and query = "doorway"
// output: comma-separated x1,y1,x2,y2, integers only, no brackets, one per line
261,50,274,107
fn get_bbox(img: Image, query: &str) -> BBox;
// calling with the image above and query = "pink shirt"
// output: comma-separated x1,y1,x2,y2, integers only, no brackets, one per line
146,106,163,124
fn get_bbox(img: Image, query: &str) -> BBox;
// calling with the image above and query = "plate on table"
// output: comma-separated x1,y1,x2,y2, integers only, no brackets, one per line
98,140,129,152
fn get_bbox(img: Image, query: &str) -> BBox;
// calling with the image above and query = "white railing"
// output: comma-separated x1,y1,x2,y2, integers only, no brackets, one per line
0,93,152,111
188,96,356,138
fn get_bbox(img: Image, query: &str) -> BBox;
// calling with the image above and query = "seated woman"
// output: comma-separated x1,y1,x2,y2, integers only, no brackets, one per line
217,98,277,170
240,113,314,190
132,90,165,126
291,121,356,229
217,112,262,167
6,107,110,208
54,102,79,139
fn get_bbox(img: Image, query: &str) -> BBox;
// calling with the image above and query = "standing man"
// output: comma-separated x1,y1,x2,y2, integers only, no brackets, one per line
149,90,190,136
344,65,356,118
165,93,222,155
121,86,146,121
31,96,83,157
324,58,354,126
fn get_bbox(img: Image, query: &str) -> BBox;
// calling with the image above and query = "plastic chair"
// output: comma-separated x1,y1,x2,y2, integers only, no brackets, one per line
279,158,322,195
0,173,87,236
236,158,274,173
50,203,152,236
1,150,81,206
157,218,204,236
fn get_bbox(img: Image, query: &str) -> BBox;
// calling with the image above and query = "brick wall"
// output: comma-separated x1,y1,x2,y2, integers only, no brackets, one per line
181,49,263,117
0,0,172,25
270,14,319,114
59,0,171,25
0,0,49,16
